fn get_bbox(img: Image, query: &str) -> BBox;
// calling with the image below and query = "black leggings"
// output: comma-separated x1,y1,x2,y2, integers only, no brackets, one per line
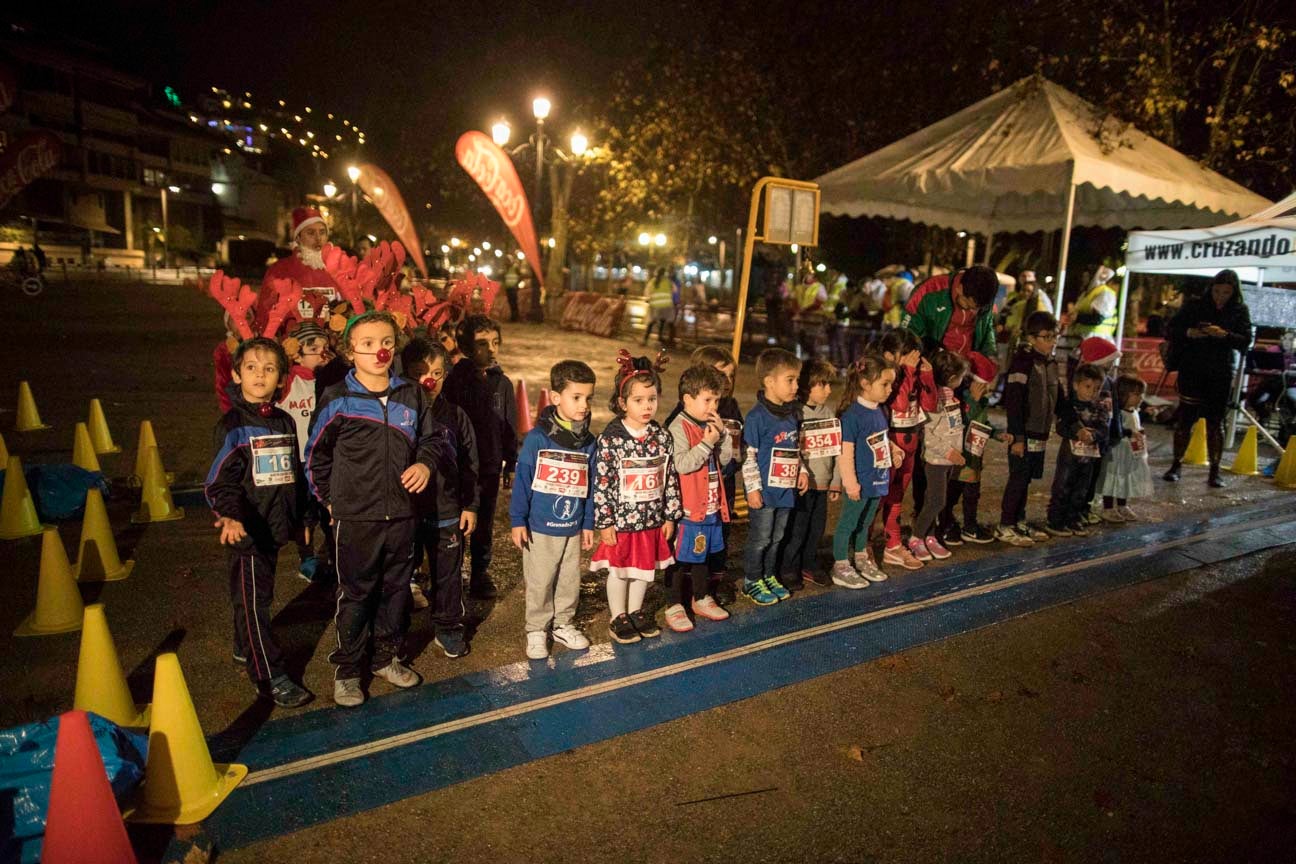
1172,398,1226,469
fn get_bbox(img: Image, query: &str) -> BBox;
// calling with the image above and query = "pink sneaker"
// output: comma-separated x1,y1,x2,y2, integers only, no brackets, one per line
883,544,924,570
691,596,730,621
907,536,933,562
663,604,694,632
923,535,951,560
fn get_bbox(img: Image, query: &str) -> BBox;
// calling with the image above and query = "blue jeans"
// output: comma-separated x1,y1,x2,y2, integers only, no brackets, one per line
744,505,791,586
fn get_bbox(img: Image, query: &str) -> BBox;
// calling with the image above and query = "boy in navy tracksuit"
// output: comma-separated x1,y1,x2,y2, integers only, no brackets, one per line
205,337,312,708
306,311,455,707
510,360,598,660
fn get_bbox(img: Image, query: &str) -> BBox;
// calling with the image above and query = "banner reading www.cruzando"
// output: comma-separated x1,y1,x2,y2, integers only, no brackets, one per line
455,131,543,289
1127,224,1296,274
354,164,428,276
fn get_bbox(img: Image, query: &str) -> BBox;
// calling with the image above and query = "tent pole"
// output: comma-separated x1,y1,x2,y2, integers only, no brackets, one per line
1225,266,1265,448
1053,174,1077,313
1114,267,1131,352
982,231,994,266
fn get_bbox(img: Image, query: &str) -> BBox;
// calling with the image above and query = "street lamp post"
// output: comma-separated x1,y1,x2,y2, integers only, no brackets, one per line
532,97,550,233
346,164,361,249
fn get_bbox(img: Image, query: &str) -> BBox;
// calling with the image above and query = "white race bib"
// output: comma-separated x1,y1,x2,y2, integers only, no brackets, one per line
620,454,667,503
723,419,743,454
966,421,991,457
1027,438,1047,453
891,402,923,427
250,434,296,487
866,430,892,470
1130,435,1147,457
767,448,800,488
801,418,843,459
706,468,721,515
533,450,589,498
1072,439,1101,459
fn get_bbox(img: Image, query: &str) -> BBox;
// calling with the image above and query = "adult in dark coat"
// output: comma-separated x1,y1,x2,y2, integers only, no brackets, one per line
1163,269,1253,487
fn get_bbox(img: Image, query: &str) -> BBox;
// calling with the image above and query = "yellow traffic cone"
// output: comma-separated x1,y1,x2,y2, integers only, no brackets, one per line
76,487,134,582
15,526,83,637
0,432,8,465
130,446,184,524
126,653,247,824
87,399,121,455
74,604,149,727
0,455,43,539
1275,435,1296,490
130,420,159,487
15,381,51,432
1229,426,1259,476
1182,418,1209,466
72,422,102,473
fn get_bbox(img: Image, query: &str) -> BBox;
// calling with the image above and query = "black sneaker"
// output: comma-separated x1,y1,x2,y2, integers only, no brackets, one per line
941,522,964,547
1208,473,1226,488
961,523,996,544
434,628,469,658
780,571,805,591
265,675,313,709
609,613,641,644
468,577,498,599
1162,462,1182,482
629,608,661,638
712,579,737,606
801,568,832,587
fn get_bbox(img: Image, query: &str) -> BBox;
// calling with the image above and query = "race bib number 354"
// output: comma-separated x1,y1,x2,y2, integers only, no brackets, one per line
621,455,667,503
533,450,589,498
802,418,842,459
251,434,296,487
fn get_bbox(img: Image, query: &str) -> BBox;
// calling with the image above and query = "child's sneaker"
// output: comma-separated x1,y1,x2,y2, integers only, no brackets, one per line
297,556,319,583
434,628,469,658
802,568,831,587
629,608,661,638
763,576,792,601
961,522,997,544
1100,507,1125,523
691,596,730,621
1044,522,1073,538
410,581,430,610
831,560,869,590
265,675,313,708
995,524,1034,546
883,544,924,570
924,535,951,560
1082,510,1103,526
907,536,933,562
333,677,365,708
853,550,888,582
551,624,590,650
663,603,694,632
941,522,964,547
372,659,421,689
1017,522,1050,542
780,571,805,591
526,630,550,659
609,613,641,643
711,577,737,606
1067,520,1091,537
743,579,779,606
1116,505,1139,521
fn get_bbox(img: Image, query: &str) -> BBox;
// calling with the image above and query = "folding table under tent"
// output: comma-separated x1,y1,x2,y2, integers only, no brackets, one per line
816,75,1271,312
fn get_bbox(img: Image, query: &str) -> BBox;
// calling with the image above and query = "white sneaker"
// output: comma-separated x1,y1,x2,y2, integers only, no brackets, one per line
551,624,590,650
831,560,869,590
1117,505,1139,521
372,659,421,689
526,630,550,659
333,677,364,708
1100,508,1125,523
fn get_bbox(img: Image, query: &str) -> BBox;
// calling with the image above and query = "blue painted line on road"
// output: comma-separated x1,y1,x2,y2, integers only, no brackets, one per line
205,498,1296,851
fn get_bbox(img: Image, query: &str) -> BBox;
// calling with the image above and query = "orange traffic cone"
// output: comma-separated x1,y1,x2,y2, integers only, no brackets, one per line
15,381,51,432
73,422,103,473
535,387,552,420
130,421,160,487
15,526,83,637
76,487,134,582
515,378,533,435
130,446,184,524
87,398,121,455
42,710,139,864
0,454,43,539
74,604,149,728
126,653,247,824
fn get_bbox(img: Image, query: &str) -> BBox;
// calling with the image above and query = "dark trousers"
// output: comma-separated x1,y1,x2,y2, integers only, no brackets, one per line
1001,450,1045,526
415,518,466,632
1048,446,1098,528
1173,399,1226,471
715,472,737,574
505,287,520,322
330,517,416,679
229,542,285,683
780,489,828,577
643,318,675,345
941,479,982,529
470,474,501,583
913,464,958,539
911,458,928,520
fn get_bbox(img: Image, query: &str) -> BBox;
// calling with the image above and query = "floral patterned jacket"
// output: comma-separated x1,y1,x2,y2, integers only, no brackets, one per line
593,418,684,531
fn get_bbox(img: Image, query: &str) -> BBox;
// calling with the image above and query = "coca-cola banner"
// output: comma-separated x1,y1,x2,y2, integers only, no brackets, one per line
455,131,544,289
560,292,624,338
0,131,61,212
354,163,428,276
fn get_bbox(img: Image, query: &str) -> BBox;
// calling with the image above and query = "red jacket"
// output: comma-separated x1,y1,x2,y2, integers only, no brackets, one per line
676,414,730,524
885,363,936,434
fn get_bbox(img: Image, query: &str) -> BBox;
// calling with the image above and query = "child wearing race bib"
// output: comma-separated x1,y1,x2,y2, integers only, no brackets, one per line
780,359,839,588
592,351,683,644
276,319,333,582
663,365,734,632
876,329,937,571
1046,363,1110,536
831,354,900,588
910,350,971,561
997,311,1064,547
511,360,598,659
937,351,1003,546
205,337,312,709
401,338,479,660
1098,375,1152,521
740,348,810,605
687,345,744,605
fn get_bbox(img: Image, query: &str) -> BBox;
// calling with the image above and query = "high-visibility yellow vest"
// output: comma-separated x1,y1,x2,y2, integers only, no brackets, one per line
647,278,674,310
1072,283,1117,339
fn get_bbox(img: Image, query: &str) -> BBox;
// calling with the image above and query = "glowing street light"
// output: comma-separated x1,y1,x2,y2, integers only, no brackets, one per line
440,244,450,253
516,250,526,260
482,241,492,250
347,165,361,183
532,97,551,121
491,120,511,147
323,181,338,198
707,235,717,244
450,237,461,247
638,232,651,246
653,233,667,247
569,130,588,157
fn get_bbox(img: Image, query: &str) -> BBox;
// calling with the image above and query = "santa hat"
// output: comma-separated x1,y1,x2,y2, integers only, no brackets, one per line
966,351,998,384
1079,336,1120,367
291,207,326,240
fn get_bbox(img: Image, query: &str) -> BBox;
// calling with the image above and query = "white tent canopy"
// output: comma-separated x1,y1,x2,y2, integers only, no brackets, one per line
816,76,1272,308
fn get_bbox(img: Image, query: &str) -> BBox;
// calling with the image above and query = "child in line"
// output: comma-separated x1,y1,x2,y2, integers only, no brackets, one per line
877,329,935,570
741,348,810,605
910,350,970,560
1074,336,1123,527
781,359,839,588
688,345,743,604
400,338,479,659
511,360,599,659
832,354,900,588
664,365,733,632
1098,375,1152,521
592,351,683,643
937,351,1002,545
306,311,455,707
205,337,312,708
278,319,334,583
1046,363,1110,536
997,311,1064,547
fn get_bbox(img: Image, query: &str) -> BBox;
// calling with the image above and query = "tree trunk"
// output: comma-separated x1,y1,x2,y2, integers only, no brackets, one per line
545,162,576,303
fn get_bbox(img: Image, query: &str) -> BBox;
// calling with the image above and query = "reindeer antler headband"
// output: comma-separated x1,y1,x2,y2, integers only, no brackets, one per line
615,348,670,397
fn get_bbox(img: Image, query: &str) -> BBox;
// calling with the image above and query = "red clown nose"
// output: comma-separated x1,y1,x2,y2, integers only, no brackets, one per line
420,377,439,394
258,403,273,418
376,348,392,364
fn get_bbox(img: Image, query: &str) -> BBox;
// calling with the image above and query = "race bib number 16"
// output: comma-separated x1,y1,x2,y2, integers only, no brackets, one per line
251,434,296,487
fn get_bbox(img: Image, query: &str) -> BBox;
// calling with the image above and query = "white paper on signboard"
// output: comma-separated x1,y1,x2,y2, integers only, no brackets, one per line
792,189,818,246
765,186,792,244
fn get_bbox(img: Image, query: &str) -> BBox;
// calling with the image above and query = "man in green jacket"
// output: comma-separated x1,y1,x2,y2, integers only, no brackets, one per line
901,265,1000,359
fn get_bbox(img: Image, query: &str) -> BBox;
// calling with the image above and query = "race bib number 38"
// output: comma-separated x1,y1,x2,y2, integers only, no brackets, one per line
533,450,589,498
802,418,842,459
620,454,667,503
250,434,296,487
768,448,800,488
